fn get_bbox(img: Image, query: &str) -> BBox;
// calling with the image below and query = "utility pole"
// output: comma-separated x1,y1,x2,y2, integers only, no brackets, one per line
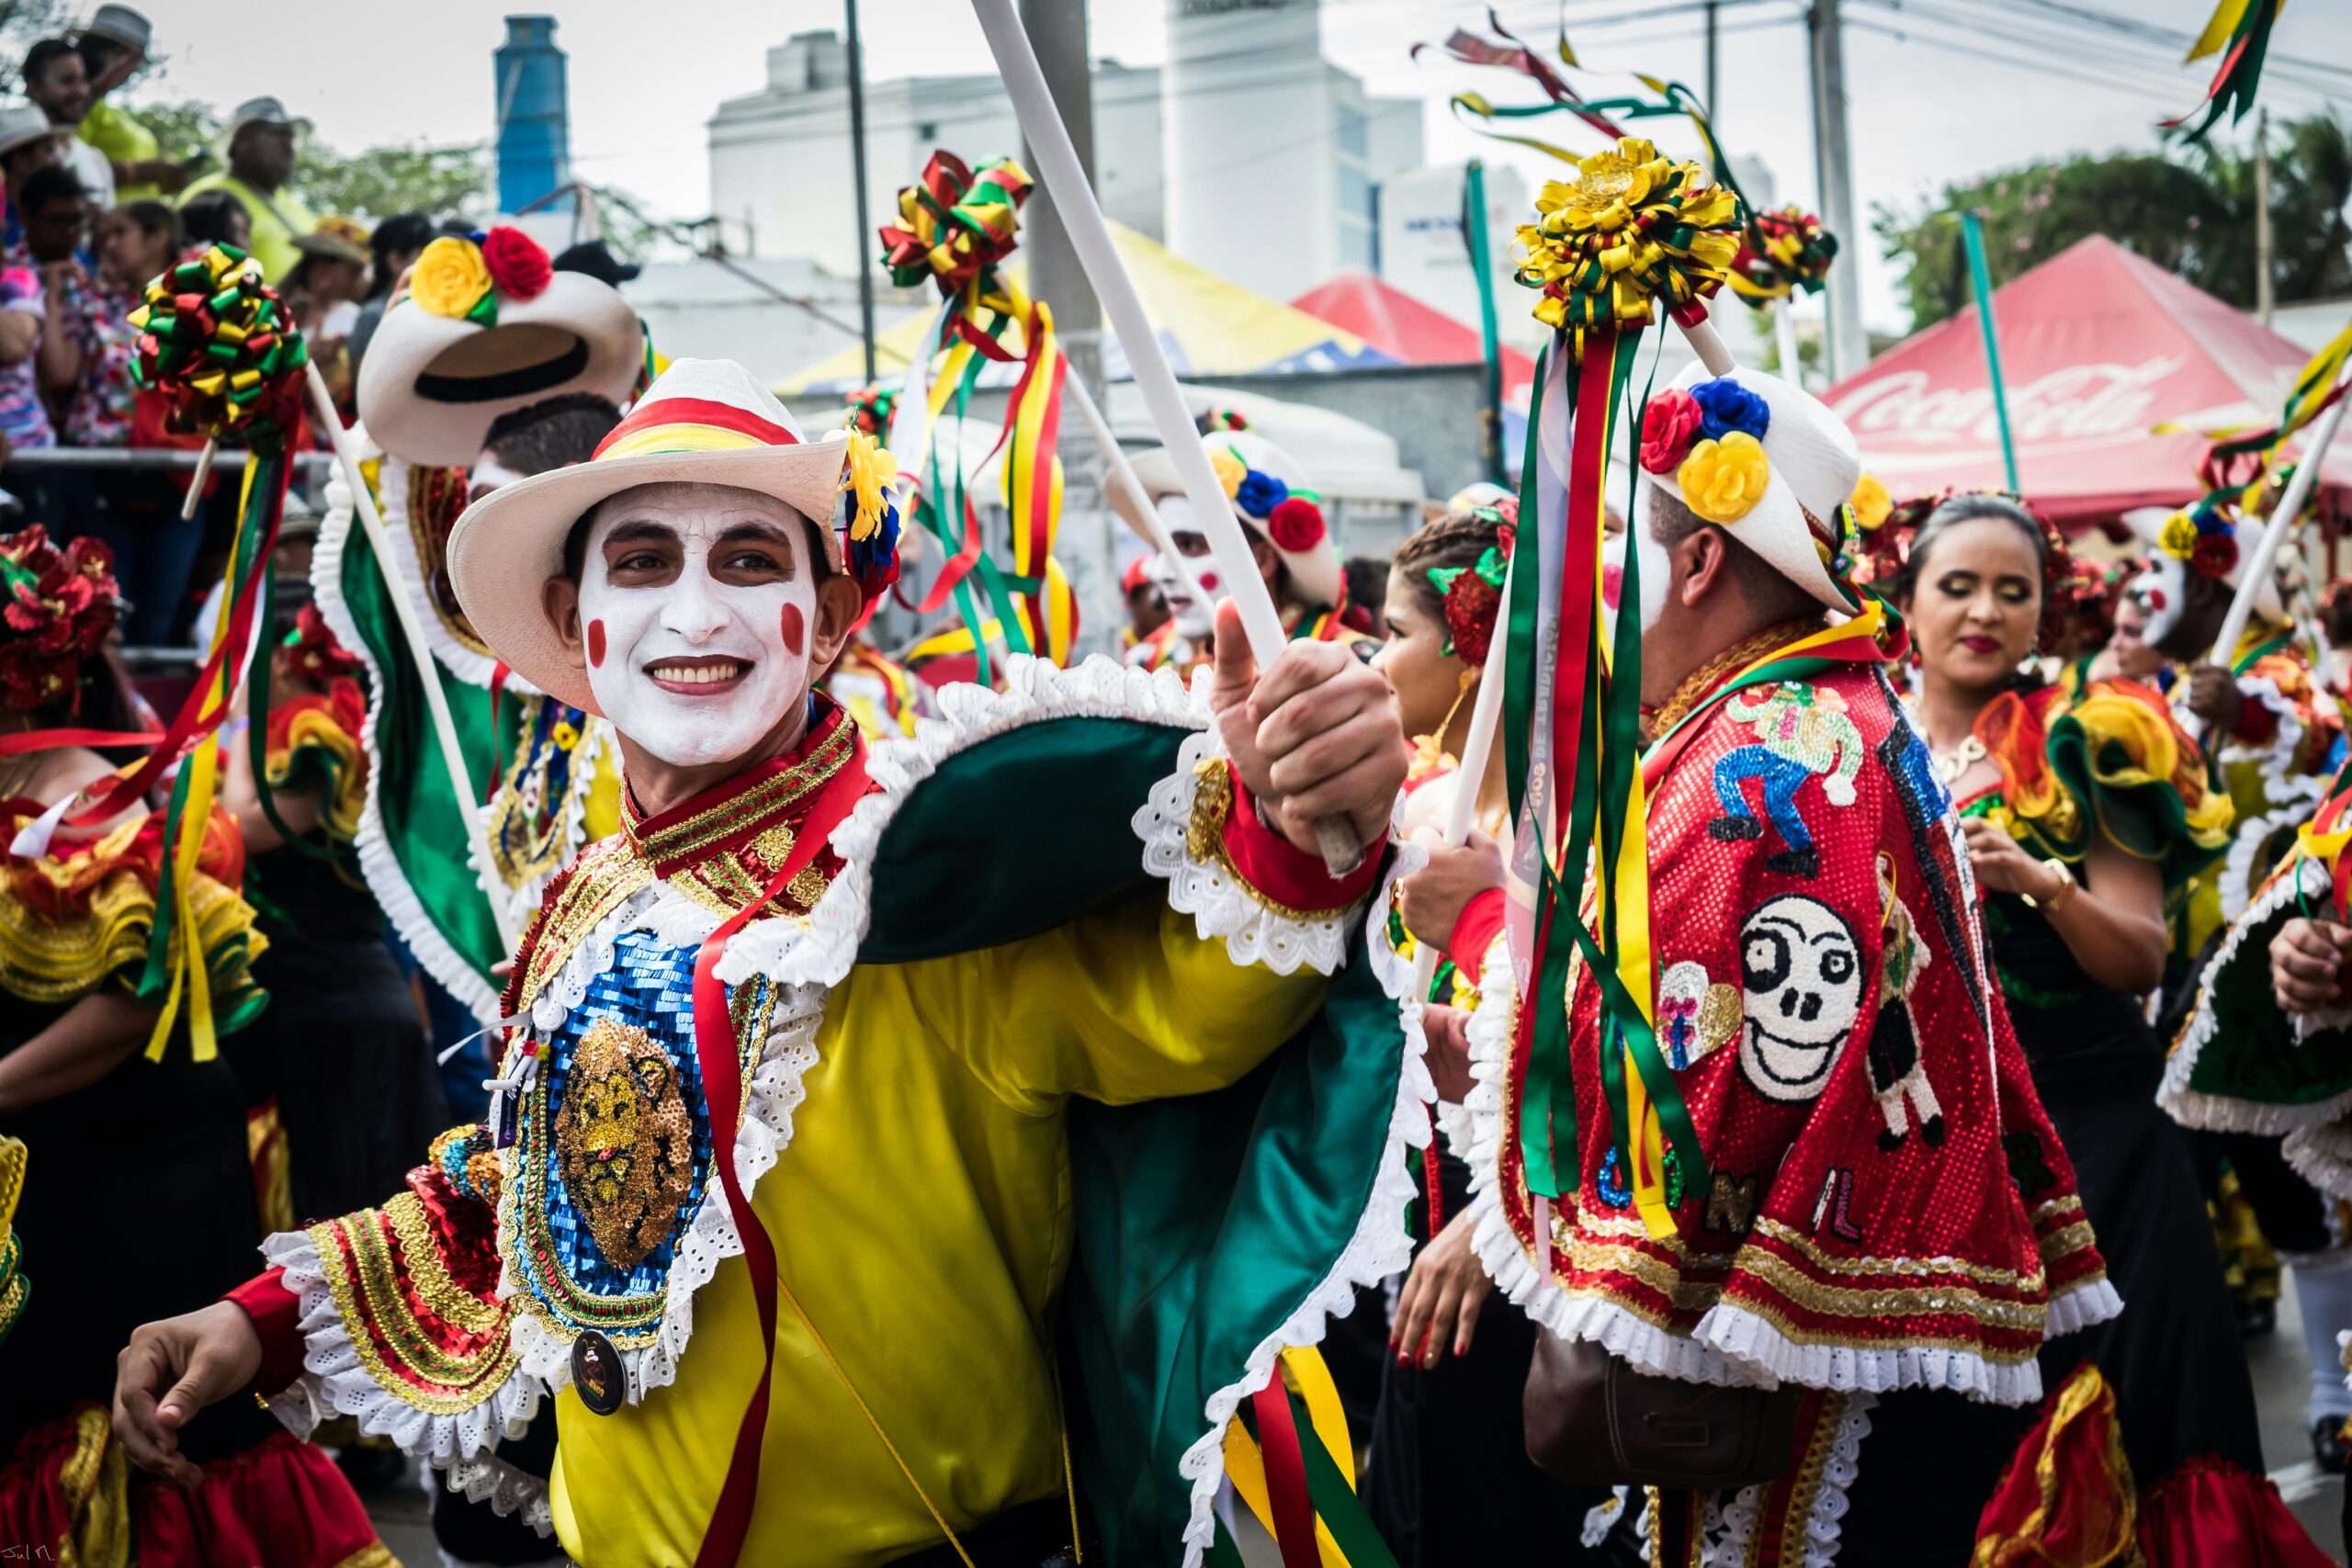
1704,1,1720,120
846,0,878,385
2256,107,2276,329
1018,0,1109,649
1808,0,1866,381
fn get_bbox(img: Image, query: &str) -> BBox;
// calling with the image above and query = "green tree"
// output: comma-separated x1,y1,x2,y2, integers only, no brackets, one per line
293,141,489,225
1875,113,2352,332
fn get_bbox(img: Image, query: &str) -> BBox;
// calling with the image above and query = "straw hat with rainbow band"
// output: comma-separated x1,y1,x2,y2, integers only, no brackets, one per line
447,358,897,715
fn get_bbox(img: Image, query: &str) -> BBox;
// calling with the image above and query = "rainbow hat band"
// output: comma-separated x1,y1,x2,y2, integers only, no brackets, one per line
446,358,862,715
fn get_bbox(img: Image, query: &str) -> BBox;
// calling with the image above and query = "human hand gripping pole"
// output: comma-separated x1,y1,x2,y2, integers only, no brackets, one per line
969,0,1365,875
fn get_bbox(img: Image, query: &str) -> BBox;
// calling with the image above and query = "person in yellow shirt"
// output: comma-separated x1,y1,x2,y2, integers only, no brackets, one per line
73,6,192,205
111,360,1424,1568
176,96,313,283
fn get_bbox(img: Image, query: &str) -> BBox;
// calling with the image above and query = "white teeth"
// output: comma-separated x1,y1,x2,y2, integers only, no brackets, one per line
650,661,743,685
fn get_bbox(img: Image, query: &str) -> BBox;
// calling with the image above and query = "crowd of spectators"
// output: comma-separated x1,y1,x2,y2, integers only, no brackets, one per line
0,6,634,653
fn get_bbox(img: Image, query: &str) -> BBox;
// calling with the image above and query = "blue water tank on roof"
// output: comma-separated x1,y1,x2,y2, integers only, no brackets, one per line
495,15,572,214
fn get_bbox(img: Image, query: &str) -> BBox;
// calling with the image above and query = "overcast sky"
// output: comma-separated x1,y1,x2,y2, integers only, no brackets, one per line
123,0,2352,335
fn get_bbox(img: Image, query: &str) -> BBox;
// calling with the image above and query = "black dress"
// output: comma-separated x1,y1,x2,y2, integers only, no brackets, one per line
0,997,281,1468
239,840,442,1224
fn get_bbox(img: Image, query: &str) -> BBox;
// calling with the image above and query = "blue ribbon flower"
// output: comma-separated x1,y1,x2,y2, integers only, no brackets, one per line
1235,468,1291,520
1691,377,1771,444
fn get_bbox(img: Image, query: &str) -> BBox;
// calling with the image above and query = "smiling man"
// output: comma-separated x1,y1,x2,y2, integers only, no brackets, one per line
111,360,1421,1568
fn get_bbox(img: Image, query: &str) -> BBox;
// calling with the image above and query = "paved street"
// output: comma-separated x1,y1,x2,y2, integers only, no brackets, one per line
356,1283,2352,1565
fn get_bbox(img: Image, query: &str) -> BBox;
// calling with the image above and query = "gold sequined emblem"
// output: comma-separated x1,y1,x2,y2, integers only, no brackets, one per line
554,1021,695,1271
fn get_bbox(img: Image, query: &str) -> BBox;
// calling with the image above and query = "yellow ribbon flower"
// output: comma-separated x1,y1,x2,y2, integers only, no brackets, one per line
2157,511,2199,558
842,430,898,543
1679,433,1771,524
1209,447,1246,500
410,236,493,321
1849,472,1892,532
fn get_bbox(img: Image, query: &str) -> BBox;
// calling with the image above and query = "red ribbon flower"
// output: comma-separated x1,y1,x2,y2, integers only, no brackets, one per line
480,226,553,300
1268,496,1326,552
2189,530,2238,581
1641,389,1704,475
1443,573,1503,667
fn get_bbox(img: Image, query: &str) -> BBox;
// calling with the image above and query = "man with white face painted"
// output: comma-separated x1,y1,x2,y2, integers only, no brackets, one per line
114,360,1422,1568
1394,369,2112,1568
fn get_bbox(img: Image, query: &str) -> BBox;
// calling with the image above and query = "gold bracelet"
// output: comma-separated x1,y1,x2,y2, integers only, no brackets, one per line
2024,855,2075,914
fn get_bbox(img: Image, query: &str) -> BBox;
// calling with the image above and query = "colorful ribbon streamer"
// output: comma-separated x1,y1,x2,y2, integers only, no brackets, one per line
876,151,1077,673
2166,0,2288,141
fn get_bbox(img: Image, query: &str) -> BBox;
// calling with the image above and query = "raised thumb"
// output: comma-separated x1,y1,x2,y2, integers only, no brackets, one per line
1209,599,1255,696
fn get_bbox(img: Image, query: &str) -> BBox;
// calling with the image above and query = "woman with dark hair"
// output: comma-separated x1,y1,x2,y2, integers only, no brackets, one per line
1365,499,1624,1565
1895,492,2323,1562
345,210,432,369
175,187,249,254
0,525,390,1567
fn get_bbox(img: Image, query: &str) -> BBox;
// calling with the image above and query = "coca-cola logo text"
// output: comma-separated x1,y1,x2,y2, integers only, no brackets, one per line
1829,358,2187,447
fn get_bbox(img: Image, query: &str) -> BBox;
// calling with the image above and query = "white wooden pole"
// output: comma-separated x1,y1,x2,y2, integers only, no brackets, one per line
1411,548,1516,998
972,0,1364,873
305,361,515,953
2210,368,2352,667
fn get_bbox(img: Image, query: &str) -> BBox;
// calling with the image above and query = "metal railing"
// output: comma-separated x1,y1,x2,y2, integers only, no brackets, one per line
2,447,335,472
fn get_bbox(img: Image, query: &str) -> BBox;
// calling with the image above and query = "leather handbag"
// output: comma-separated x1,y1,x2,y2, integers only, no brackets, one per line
1524,1333,1802,1490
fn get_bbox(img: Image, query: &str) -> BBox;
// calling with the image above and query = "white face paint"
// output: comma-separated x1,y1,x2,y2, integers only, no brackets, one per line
575,482,820,769
1154,493,1223,638
2131,554,2188,651
1634,487,1674,633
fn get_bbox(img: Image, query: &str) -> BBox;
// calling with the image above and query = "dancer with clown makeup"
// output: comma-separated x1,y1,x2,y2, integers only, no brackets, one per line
1117,412,1382,681
111,357,1429,1568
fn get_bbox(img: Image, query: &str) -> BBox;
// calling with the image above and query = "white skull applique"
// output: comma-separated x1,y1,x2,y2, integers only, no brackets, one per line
1737,895,1864,1104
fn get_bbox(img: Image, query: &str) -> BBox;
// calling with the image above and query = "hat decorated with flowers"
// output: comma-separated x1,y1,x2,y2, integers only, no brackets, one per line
0,526,122,715
2122,500,2278,619
1111,423,1342,609
357,226,644,468
1635,363,1863,612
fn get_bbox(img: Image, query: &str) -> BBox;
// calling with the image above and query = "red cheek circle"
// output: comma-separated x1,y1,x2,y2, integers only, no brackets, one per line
586,619,606,668
1601,563,1623,610
2147,589,2168,612
1199,570,1219,592
779,603,805,657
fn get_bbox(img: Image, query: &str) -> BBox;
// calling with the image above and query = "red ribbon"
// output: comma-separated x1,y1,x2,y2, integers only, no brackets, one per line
486,661,512,806
1250,1370,1322,1568
0,728,165,757
688,734,872,1568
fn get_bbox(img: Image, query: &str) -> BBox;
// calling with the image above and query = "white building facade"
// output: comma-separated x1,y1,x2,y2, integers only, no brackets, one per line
707,2,1423,305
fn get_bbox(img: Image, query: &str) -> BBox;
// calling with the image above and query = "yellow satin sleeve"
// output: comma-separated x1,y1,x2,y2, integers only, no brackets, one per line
548,896,1328,1567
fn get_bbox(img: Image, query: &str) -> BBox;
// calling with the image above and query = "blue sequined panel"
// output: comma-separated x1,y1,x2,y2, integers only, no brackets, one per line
514,930,771,1323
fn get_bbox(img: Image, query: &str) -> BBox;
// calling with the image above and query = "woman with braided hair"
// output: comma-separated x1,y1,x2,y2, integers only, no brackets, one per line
1365,498,1629,1564
1893,492,2324,1563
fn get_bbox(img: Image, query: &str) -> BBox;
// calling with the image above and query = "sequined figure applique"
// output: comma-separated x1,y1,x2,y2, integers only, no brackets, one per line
503,928,775,1353
1867,851,1945,1151
1656,959,1741,1070
1709,682,1863,879
555,1020,695,1271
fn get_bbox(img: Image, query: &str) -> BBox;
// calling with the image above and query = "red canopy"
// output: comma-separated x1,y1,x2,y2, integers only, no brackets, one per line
1289,270,1536,404
1823,235,2351,529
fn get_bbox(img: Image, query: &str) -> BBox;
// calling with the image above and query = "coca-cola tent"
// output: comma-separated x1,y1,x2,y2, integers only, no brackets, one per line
1824,235,2352,529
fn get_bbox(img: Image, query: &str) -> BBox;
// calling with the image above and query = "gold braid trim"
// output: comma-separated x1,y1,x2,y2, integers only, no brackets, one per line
56,1405,130,1568
305,1205,523,1416
1183,754,1329,923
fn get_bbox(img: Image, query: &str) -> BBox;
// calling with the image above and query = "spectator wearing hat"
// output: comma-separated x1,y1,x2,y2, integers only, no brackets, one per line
0,101,64,260
177,96,314,283
286,217,370,408
19,38,109,209
74,6,186,204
